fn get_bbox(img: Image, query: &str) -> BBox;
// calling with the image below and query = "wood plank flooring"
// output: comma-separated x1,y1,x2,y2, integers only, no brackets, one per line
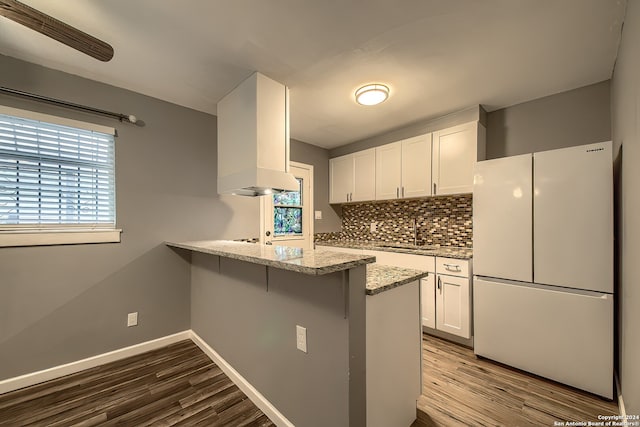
0,334,619,427
417,334,619,427
0,340,275,427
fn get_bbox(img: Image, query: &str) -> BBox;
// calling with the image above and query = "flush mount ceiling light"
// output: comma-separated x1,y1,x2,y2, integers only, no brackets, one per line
355,84,390,106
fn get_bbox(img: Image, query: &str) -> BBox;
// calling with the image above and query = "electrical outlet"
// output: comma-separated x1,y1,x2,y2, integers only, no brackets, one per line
296,325,307,353
127,312,138,327
314,210,322,220
370,222,377,233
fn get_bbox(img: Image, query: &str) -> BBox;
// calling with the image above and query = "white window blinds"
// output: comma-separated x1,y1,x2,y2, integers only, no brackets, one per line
0,112,116,229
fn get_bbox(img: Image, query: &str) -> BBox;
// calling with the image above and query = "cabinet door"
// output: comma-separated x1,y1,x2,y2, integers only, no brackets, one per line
375,142,402,200
421,275,436,329
435,274,470,338
432,122,480,195
353,148,376,202
401,134,432,198
329,154,354,203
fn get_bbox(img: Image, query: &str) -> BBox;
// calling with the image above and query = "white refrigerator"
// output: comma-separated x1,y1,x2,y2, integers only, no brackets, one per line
473,141,614,399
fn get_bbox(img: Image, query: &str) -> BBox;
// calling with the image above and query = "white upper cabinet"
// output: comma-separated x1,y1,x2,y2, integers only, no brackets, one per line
330,121,484,204
401,134,433,198
375,134,432,200
353,148,376,202
432,121,486,195
329,154,354,203
375,142,402,200
329,148,376,203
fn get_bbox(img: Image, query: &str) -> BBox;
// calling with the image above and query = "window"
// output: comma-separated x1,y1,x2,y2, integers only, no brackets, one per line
0,106,121,247
273,178,303,236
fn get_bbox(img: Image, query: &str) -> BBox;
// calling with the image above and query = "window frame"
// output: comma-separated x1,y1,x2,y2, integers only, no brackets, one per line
272,177,304,238
0,105,121,248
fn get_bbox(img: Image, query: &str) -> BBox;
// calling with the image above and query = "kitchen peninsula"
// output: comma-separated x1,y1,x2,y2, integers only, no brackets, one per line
166,240,427,427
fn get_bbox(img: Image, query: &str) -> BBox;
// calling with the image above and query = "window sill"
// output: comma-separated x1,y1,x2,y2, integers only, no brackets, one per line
0,229,122,248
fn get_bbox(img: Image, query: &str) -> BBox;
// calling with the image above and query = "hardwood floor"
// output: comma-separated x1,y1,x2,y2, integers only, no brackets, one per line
0,334,618,427
0,340,275,427
417,334,619,427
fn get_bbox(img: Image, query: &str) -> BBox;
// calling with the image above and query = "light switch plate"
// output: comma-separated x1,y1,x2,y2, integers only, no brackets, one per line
127,312,138,327
296,325,307,353
314,210,322,220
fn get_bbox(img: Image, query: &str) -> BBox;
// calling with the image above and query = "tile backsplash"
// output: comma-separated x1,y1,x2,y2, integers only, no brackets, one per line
315,194,473,247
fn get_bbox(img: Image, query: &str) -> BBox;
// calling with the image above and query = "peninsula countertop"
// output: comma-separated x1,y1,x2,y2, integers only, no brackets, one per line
366,264,428,296
165,240,375,275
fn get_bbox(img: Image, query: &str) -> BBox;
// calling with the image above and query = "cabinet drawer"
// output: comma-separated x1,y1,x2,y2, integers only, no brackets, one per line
364,250,435,272
436,257,469,277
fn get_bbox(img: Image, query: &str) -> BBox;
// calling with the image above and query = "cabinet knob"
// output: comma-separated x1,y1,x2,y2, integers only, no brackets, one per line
433,183,437,195
437,276,442,292
396,187,399,198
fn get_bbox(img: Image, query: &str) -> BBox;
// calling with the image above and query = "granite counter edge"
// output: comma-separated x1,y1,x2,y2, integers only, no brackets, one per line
318,241,473,260
166,241,375,275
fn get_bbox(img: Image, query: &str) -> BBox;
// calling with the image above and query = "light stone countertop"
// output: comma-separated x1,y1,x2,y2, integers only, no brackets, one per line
317,240,473,260
366,264,429,296
165,240,375,275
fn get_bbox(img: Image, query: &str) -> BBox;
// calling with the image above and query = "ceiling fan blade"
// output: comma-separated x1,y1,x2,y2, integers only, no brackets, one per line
0,0,114,62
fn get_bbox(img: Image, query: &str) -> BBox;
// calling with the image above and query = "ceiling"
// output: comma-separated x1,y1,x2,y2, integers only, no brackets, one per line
0,1,627,149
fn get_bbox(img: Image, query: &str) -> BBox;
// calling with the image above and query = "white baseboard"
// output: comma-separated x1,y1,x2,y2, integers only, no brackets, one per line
616,374,627,418
0,330,190,395
619,395,627,418
0,330,292,427
189,330,294,427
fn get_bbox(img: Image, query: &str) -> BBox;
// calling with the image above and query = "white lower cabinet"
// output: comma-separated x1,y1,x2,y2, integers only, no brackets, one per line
361,250,472,338
318,246,472,338
420,275,436,329
435,273,471,339
432,257,472,339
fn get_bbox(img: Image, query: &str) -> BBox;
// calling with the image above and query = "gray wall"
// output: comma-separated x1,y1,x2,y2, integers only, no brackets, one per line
486,80,611,159
612,1,640,415
290,139,341,232
190,254,366,427
0,54,259,379
329,105,485,158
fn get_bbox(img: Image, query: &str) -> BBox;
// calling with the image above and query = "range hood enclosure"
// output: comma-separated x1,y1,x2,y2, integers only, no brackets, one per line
217,72,298,196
